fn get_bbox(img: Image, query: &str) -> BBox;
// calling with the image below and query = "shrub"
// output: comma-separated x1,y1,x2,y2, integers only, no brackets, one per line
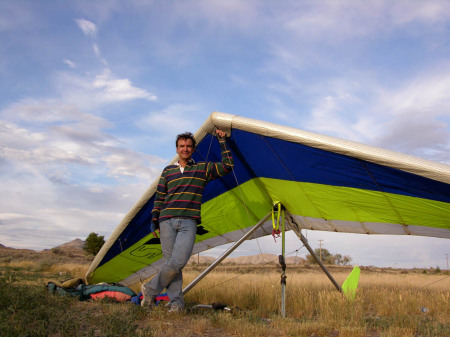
83,233,105,256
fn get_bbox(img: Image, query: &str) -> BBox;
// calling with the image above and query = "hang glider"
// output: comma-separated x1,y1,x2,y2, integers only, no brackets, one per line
86,112,450,285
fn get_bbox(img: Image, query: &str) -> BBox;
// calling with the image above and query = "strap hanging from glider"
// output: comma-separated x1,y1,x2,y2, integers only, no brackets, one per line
271,201,287,317
272,201,285,241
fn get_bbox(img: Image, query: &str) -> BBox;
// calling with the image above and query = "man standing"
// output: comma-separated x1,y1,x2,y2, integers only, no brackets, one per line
141,129,233,311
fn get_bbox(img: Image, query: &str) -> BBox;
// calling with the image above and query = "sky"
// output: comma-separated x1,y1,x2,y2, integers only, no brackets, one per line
0,0,449,269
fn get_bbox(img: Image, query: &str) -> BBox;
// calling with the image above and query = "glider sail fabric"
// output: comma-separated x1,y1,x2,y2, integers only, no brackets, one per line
86,112,450,285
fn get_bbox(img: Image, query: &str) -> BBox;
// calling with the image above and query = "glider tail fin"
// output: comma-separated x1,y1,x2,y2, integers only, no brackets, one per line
342,266,361,300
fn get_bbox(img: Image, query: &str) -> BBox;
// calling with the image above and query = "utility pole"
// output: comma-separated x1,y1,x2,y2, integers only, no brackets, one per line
318,240,324,262
445,254,449,271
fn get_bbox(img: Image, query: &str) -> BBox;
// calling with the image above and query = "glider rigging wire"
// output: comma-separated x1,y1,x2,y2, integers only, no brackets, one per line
213,127,267,262
190,245,306,295
418,275,449,289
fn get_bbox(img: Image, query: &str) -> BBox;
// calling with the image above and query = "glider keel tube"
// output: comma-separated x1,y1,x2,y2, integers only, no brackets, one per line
182,212,272,295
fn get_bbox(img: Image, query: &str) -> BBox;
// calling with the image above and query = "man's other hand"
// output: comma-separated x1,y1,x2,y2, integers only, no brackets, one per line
215,128,226,138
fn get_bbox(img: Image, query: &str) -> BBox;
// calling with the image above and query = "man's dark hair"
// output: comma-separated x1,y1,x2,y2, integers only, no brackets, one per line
176,132,196,148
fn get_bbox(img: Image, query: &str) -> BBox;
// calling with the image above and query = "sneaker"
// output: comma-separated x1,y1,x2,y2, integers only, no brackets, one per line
141,283,156,308
168,304,184,313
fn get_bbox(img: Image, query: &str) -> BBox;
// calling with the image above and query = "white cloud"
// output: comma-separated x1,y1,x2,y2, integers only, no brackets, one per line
0,204,133,250
0,99,162,177
389,1,450,26
261,0,450,116
369,70,450,161
93,43,108,66
382,72,450,117
0,97,166,250
2,98,110,126
75,18,97,37
93,43,101,57
0,1,33,31
174,0,258,32
138,104,205,143
0,178,152,251
271,64,450,165
93,69,157,102
375,115,449,158
51,69,157,109
302,79,366,141
280,1,450,43
63,59,76,68
101,148,163,179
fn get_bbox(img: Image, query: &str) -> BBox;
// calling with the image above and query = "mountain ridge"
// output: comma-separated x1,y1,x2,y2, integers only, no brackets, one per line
1,239,306,265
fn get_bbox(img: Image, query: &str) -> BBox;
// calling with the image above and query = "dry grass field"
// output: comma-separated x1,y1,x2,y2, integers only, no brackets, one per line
180,265,449,336
1,245,449,336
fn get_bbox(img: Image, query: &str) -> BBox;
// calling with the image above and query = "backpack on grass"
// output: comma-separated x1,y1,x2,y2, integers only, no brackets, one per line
47,278,136,302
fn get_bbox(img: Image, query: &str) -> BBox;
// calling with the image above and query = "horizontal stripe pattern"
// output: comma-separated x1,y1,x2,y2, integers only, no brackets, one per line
89,176,449,284
152,138,233,224
195,130,450,204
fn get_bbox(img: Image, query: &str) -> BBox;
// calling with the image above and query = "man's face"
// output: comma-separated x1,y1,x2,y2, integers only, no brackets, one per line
176,138,194,161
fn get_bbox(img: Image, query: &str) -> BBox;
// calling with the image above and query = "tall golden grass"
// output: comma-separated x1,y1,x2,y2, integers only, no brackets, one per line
49,262,448,335
46,262,89,277
1,259,448,336
180,267,449,336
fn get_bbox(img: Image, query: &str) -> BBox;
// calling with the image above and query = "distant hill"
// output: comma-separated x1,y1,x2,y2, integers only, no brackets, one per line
188,253,306,265
188,255,216,265
0,238,92,263
1,239,308,267
53,238,85,250
2,239,307,267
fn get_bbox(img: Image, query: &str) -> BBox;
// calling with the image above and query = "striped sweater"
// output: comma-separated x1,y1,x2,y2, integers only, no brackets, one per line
151,138,233,225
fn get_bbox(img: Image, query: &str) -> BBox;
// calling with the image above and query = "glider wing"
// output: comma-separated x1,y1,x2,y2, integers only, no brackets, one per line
86,112,450,285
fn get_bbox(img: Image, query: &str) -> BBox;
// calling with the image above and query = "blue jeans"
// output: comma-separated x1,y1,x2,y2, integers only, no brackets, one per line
144,218,197,308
